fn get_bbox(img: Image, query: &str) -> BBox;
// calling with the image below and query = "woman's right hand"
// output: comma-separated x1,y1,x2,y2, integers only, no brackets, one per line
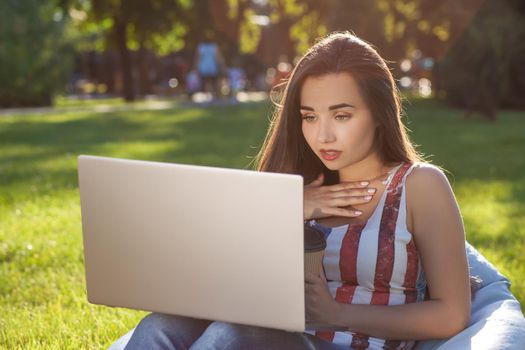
304,173,376,220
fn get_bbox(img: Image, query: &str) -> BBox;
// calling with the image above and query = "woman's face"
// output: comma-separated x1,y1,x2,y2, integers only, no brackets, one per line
300,72,378,171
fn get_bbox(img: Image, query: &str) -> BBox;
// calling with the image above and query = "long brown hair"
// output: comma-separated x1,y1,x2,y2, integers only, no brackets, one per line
254,31,423,185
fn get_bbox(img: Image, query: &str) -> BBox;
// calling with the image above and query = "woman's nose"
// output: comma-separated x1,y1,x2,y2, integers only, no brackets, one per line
317,120,336,143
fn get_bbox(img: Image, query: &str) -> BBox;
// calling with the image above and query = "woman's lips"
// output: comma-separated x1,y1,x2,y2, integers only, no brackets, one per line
320,150,342,161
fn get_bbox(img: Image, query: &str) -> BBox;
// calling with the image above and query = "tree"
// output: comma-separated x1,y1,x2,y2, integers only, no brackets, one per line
0,1,74,107
69,0,191,101
435,0,525,119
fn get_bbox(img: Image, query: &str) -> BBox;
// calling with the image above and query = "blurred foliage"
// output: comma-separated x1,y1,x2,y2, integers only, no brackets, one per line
435,0,525,118
79,0,191,54
271,0,328,55
0,0,74,107
324,0,487,61
239,8,262,53
62,0,332,101
65,0,192,101
290,11,327,54
2,0,524,109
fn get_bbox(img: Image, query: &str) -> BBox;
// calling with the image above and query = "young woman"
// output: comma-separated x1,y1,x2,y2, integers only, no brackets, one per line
123,31,471,350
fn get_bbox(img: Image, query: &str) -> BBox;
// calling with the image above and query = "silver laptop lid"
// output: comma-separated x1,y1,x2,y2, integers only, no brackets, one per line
78,155,305,332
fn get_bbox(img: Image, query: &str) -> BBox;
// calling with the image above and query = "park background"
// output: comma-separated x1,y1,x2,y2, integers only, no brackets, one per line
1,0,524,349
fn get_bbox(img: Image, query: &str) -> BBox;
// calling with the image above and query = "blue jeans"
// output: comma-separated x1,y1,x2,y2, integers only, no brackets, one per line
123,313,348,350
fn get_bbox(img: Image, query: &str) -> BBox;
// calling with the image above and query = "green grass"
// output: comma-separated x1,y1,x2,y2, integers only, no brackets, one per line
0,98,524,349
54,96,126,108
52,95,182,111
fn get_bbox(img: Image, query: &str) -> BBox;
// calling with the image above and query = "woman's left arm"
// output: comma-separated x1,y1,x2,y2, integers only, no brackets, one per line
305,166,471,340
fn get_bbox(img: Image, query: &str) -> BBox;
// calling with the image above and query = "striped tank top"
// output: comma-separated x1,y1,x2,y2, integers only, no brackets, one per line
304,162,427,350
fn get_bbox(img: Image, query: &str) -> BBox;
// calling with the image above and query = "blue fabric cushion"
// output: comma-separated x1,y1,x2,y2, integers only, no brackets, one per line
465,241,508,289
415,242,525,349
108,330,134,350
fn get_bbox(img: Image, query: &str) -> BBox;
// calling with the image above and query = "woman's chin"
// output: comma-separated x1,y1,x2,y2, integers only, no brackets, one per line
317,156,346,171
322,162,341,171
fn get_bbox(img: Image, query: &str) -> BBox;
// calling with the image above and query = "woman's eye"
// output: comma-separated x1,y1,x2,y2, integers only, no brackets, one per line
301,115,349,121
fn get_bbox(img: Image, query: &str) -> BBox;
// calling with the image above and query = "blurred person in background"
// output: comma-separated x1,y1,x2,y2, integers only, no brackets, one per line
227,56,247,103
193,31,226,100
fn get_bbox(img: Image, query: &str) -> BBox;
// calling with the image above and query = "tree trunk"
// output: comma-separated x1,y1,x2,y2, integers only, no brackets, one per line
137,42,151,96
113,15,135,102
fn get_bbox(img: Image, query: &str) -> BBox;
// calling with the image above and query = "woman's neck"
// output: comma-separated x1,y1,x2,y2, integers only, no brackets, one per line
338,153,390,183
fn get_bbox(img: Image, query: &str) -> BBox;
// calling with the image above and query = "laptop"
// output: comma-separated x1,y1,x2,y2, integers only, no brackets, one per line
77,155,307,332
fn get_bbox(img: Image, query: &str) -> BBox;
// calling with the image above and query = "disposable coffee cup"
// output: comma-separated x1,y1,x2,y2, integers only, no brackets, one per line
304,225,348,331
304,225,326,275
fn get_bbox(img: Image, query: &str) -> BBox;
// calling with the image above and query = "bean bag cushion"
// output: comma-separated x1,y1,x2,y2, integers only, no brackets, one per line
415,242,525,350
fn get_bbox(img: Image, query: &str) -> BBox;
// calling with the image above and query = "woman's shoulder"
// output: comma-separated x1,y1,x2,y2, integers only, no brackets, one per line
405,162,449,190
405,162,452,204
403,163,458,234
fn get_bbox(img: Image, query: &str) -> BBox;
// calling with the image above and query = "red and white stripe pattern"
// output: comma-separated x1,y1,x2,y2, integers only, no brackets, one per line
305,163,423,350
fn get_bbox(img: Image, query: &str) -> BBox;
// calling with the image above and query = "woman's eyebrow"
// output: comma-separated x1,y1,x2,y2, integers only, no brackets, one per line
299,103,356,111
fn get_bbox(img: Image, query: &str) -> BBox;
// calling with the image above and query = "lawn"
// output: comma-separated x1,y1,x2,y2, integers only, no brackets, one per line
0,98,524,349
